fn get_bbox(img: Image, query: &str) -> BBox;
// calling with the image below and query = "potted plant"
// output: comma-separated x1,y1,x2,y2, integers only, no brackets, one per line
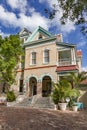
68,89,80,111
72,103,78,111
51,80,72,111
51,80,80,111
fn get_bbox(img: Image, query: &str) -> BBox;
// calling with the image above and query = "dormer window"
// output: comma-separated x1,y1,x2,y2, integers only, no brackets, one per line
38,34,42,39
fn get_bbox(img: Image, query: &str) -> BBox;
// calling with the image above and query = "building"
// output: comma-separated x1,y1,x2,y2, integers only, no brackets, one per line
12,26,82,98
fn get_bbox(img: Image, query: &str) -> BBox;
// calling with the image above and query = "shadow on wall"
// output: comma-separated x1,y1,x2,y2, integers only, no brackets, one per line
79,86,87,108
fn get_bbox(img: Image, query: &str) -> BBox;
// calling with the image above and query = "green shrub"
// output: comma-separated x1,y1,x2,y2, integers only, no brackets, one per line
7,91,16,102
51,80,80,104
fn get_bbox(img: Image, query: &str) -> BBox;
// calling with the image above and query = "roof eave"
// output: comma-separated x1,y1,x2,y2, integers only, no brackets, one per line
56,42,76,47
23,36,56,47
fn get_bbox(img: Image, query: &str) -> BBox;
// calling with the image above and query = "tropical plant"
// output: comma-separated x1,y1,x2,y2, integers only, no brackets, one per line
68,89,80,107
66,72,87,88
51,80,80,105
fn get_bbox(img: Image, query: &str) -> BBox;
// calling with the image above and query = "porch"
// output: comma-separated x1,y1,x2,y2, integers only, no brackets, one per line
57,48,76,66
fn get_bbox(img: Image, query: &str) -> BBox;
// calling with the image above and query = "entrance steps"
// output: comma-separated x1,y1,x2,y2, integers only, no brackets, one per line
13,95,55,109
13,97,32,107
31,97,55,109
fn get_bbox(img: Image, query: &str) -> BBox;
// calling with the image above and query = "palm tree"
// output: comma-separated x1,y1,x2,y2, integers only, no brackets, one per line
67,72,87,88
51,80,77,104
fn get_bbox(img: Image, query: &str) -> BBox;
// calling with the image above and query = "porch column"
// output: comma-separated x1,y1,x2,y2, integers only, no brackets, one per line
24,80,30,97
71,48,76,65
37,81,42,97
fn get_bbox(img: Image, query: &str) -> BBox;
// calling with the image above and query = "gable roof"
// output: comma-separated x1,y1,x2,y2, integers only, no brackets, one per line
19,28,32,38
24,26,53,43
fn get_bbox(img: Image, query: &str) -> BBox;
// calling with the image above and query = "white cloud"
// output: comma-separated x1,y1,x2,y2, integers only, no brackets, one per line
0,0,76,35
18,12,50,31
7,0,28,13
82,66,87,72
39,0,58,8
61,20,75,33
39,0,76,34
78,41,86,47
0,5,18,26
0,5,50,32
78,36,87,47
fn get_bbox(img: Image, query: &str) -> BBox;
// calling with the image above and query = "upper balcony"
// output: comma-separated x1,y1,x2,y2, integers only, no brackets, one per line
58,58,76,66
57,49,76,66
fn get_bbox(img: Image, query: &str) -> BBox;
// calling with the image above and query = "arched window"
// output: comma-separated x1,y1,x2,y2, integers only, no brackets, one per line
44,49,49,63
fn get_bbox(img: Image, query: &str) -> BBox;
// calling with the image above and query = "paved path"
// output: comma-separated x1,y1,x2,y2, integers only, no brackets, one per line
0,106,87,130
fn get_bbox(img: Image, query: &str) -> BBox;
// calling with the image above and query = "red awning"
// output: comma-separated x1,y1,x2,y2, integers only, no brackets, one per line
56,65,78,72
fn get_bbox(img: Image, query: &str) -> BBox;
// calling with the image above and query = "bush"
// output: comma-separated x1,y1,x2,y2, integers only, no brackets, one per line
7,91,16,102
51,80,80,104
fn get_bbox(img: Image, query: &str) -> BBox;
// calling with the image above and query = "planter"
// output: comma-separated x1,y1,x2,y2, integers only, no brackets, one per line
58,103,67,111
54,104,58,110
72,105,78,111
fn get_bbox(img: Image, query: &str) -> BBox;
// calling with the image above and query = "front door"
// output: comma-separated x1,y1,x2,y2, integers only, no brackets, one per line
29,77,37,97
42,76,51,97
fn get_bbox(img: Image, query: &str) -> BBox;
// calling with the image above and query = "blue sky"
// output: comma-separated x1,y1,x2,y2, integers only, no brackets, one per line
0,0,87,71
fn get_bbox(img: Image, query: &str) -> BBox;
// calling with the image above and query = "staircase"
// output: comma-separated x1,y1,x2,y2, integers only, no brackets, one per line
13,96,55,109
31,96,55,109
14,97,32,107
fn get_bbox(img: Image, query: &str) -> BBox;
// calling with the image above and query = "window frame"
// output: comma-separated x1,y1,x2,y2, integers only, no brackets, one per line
43,49,50,64
31,52,36,65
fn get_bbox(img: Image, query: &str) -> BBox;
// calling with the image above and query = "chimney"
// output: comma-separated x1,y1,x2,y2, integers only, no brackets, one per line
56,34,63,42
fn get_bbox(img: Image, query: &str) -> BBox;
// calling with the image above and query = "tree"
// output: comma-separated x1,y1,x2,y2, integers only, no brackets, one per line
66,72,87,88
0,35,23,90
45,0,87,36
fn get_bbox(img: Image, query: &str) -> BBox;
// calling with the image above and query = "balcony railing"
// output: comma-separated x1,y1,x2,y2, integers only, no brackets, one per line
58,58,75,66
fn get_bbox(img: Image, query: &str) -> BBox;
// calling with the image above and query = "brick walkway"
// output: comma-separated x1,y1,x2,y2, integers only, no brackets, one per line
0,106,87,130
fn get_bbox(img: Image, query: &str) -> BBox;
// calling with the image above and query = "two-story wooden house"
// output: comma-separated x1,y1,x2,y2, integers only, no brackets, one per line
14,26,82,98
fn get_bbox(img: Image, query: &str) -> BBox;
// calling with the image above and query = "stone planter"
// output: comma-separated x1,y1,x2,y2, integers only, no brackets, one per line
72,105,78,112
58,103,67,111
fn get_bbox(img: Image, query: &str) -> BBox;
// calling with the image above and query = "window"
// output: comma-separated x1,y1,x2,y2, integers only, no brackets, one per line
19,80,23,92
38,34,42,39
32,52,36,65
44,50,49,63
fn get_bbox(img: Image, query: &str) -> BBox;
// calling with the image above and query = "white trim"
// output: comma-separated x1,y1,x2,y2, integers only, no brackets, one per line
43,49,50,64
30,51,36,65
25,41,56,50
40,73,54,82
57,48,71,51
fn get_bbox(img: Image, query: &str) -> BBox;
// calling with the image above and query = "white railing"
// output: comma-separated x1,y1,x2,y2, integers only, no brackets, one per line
58,58,75,66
